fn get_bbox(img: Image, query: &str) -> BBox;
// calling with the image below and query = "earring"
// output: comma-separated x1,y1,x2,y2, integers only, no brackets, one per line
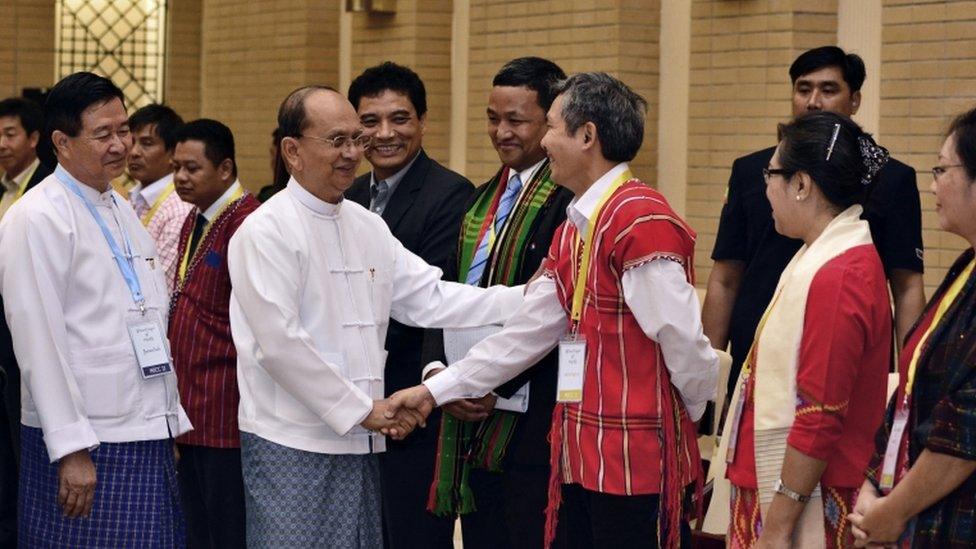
795,195,801,201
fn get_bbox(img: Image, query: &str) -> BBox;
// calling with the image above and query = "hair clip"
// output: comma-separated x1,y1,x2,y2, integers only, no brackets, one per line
858,135,890,186
825,123,841,161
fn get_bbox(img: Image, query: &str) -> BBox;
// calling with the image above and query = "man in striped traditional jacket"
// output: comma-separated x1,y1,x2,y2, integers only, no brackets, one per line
168,118,260,548
390,72,720,549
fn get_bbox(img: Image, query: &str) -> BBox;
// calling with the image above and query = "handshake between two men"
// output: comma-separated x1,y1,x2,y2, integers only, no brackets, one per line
360,386,437,440
359,372,452,440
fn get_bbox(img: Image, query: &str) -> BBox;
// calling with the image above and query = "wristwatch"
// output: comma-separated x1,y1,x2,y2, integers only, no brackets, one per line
774,479,811,503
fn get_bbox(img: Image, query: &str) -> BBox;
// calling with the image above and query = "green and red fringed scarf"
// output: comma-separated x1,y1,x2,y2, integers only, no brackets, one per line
428,161,560,517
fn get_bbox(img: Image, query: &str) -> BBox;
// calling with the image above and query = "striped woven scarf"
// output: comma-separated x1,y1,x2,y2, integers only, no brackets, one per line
428,162,559,517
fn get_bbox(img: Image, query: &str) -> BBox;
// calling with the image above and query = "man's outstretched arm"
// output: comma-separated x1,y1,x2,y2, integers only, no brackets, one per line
389,275,566,417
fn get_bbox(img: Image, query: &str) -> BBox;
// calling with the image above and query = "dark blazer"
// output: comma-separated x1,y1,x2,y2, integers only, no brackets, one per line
0,159,52,547
456,171,574,469
345,149,473,447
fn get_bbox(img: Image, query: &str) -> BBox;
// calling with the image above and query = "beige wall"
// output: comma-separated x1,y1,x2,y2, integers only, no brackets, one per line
0,0,55,98
166,0,202,120
200,0,341,190
881,0,976,291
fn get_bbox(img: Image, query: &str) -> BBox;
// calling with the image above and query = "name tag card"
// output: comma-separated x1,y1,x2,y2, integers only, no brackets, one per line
879,406,910,492
127,318,173,379
557,336,586,403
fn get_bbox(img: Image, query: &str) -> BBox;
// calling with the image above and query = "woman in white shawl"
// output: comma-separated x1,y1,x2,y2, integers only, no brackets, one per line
720,112,893,548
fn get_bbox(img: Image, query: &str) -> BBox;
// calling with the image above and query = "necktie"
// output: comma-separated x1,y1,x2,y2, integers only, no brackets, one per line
370,180,390,214
187,213,208,261
466,173,523,286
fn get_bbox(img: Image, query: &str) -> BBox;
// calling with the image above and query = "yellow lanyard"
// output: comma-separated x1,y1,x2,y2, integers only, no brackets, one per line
140,181,177,226
177,186,245,282
738,280,787,386
904,258,975,397
569,170,634,323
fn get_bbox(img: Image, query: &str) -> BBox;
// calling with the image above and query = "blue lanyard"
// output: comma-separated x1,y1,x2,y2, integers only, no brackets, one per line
55,165,146,312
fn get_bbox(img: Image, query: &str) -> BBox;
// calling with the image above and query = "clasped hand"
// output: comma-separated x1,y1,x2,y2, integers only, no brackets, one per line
847,480,908,548
372,385,438,439
361,397,428,440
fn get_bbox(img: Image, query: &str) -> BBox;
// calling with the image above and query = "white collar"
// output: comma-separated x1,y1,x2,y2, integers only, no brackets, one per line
567,162,630,235
507,158,545,189
200,180,243,221
287,177,342,217
131,173,174,205
55,163,116,204
1,157,40,192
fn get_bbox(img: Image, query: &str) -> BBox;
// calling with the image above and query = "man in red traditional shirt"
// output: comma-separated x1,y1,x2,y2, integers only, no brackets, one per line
390,72,720,548
169,119,260,548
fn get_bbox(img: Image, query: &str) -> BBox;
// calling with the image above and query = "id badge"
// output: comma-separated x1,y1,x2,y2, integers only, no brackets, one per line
557,335,586,403
126,311,173,379
879,406,910,492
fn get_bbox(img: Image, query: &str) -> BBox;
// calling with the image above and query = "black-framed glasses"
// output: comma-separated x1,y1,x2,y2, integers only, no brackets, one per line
300,132,372,151
931,164,964,178
762,167,792,181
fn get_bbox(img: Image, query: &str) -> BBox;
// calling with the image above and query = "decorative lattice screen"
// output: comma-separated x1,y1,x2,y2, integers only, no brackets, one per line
55,0,167,108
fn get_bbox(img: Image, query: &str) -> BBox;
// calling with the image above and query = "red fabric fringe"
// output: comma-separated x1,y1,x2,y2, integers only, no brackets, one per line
543,404,565,549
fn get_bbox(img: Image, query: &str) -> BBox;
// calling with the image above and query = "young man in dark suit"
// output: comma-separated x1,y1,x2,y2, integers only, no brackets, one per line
0,98,52,215
431,56,574,549
703,46,926,400
0,96,53,547
345,61,473,549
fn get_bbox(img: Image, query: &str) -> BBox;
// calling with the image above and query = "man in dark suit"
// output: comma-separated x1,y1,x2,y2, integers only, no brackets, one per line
0,97,52,215
345,62,473,549
703,46,926,400
0,96,54,547
429,57,574,549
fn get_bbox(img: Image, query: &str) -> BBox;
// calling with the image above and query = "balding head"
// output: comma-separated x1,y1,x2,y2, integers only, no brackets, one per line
277,86,364,202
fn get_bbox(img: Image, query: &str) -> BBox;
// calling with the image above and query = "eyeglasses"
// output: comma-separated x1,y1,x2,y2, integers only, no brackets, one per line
931,164,964,178
300,132,371,151
762,167,792,181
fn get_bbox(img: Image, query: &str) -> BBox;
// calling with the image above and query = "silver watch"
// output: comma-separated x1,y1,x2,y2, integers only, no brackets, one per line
774,479,811,503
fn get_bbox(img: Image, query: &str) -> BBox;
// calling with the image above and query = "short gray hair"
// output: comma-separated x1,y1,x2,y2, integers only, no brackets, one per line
552,72,647,162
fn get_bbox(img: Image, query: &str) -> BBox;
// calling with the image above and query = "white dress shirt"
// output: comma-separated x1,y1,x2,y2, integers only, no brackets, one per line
425,163,719,421
0,167,191,462
129,173,173,217
228,178,523,455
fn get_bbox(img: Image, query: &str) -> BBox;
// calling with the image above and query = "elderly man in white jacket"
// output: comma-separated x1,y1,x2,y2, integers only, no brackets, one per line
227,86,522,548
0,72,191,547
